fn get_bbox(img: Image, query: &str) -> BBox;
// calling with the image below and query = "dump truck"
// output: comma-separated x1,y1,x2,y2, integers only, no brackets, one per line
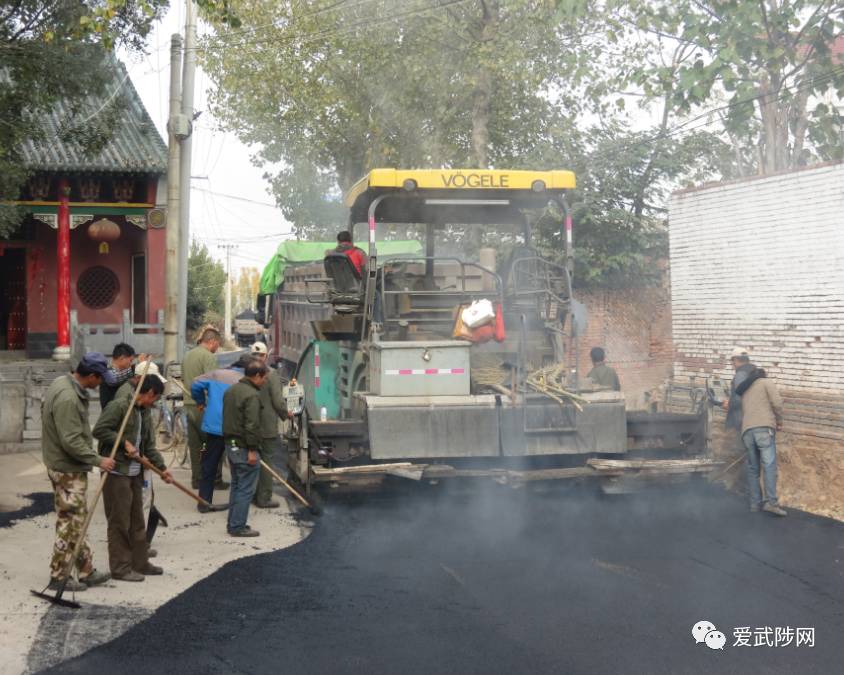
257,169,713,494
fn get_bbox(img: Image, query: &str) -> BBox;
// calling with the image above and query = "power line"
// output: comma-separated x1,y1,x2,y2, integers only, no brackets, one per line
207,0,364,43
191,185,279,208
192,0,471,54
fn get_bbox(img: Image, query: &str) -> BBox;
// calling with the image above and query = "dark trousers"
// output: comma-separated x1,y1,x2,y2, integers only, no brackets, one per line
254,437,286,505
227,447,260,533
102,473,149,576
200,434,226,504
187,406,223,485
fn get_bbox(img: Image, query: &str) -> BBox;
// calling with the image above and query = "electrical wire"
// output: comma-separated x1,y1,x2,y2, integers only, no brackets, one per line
192,0,471,54
191,185,279,208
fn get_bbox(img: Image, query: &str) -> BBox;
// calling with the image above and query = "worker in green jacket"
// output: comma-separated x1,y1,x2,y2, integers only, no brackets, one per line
182,327,224,489
113,361,170,556
222,360,269,537
93,376,173,581
586,347,621,391
249,342,286,508
41,353,114,592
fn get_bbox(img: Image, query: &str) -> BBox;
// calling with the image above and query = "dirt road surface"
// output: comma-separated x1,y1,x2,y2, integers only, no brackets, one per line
46,479,844,674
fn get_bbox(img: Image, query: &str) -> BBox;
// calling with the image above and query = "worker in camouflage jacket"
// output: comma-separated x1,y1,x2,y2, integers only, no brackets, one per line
41,353,114,592
93,375,173,581
222,360,269,537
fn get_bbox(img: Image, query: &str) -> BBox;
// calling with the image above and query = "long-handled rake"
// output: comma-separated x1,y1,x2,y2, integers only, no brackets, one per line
31,359,152,609
260,460,322,516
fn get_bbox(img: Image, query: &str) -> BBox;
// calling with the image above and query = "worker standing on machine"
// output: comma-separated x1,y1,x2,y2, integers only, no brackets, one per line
222,360,269,537
586,347,621,391
249,342,287,508
333,230,366,278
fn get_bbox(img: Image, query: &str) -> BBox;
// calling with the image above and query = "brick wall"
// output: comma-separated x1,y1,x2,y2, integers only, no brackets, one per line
569,279,673,409
668,162,844,520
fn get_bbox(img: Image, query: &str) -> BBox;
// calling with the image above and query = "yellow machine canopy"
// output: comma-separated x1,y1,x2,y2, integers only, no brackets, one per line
345,168,576,225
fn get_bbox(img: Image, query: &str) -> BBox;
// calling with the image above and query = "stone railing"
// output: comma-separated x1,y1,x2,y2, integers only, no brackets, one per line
71,309,165,359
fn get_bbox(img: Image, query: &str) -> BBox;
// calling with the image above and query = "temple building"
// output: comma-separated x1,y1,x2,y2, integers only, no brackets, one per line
1,60,168,359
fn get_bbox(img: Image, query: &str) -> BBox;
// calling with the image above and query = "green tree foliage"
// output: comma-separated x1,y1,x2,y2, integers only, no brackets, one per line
200,0,598,228
604,0,844,176
0,0,168,235
201,1,842,287
187,240,226,331
233,266,260,315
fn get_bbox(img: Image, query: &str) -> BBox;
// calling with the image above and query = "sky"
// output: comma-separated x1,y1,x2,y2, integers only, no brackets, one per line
120,3,293,277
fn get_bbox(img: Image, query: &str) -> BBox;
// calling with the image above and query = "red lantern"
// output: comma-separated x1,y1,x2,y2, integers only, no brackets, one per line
87,218,120,254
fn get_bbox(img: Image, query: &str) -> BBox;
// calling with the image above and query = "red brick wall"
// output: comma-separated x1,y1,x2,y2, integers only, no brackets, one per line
568,280,673,409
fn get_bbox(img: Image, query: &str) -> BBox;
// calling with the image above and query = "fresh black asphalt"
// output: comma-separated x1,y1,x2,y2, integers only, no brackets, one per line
47,480,844,674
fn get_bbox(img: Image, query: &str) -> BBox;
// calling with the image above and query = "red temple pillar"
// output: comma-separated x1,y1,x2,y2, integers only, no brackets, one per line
53,179,71,360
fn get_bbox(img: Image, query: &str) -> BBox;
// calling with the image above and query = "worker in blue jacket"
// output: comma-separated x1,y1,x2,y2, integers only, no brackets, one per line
190,355,257,512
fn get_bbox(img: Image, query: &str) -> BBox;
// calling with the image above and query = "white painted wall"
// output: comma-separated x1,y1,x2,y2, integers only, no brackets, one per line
669,162,844,391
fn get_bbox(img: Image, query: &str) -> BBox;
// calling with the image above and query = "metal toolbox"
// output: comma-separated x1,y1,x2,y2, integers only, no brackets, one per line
368,341,470,396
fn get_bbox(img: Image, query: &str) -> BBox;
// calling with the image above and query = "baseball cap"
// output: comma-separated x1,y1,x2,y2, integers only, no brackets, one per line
80,352,109,375
137,361,167,384
730,346,749,358
250,342,268,355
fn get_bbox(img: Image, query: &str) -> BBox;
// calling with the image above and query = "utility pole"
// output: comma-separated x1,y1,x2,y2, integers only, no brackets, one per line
177,0,197,360
218,244,237,342
164,34,184,367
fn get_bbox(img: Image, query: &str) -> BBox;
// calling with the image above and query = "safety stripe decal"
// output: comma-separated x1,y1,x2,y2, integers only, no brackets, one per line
314,344,320,388
384,368,466,376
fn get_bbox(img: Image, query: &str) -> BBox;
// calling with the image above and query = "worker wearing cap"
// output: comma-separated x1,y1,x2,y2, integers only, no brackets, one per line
726,350,787,517
249,342,286,508
93,372,174,581
114,361,170,558
723,347,755,431
41,353,115,592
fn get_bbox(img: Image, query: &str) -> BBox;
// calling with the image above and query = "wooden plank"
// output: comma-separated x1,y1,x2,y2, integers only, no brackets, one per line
587,458,723,476
312,462,417,477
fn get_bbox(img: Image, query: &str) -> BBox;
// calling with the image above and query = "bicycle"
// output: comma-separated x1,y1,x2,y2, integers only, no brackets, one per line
154,392,189,465
154,361,190,467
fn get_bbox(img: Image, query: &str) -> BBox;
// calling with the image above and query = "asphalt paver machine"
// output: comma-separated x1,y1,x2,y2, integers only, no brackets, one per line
274,169,708,493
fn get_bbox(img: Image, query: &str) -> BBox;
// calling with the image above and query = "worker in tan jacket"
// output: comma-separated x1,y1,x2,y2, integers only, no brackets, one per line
736,364,785,516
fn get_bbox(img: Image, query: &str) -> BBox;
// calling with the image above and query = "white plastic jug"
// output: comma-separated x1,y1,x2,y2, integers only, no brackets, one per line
461,299,495,329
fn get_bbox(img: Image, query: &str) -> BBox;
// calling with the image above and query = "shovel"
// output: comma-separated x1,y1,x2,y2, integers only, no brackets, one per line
31,360,153,609
136,455,211,508
260,460,322,516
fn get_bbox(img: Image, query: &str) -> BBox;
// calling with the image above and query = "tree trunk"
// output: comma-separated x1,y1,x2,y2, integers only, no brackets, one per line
789,85,812,167
467,0,498,256
471,67,492,167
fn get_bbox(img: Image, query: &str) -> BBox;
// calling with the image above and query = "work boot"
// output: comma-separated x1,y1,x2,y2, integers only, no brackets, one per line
140,564,163,576
229,526,260,538
763,503,787,517
254,499,280,509
198,503,229,513
47,577,87,592
80,569,111,587
113,571,145,582
214,479,230,490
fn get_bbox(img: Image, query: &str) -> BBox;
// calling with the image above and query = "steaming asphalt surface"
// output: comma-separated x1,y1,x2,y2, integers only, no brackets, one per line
50,480,843,674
